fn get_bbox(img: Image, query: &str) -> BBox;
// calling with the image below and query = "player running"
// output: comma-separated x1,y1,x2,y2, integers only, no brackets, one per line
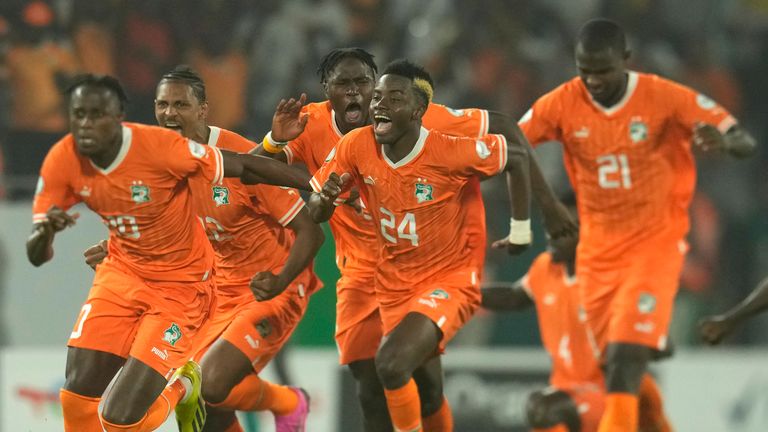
83,66,323,432
256,48,574,431
27,74,311,432
699,275,768,345
518,18,756,432
310,59,532,432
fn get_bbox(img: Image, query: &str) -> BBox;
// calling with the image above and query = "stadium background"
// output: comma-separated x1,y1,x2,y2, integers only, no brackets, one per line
0,0,767,430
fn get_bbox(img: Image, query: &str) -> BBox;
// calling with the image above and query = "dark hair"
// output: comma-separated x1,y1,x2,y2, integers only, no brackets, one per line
65,74,128,112
381,58,434,107
317,48,378,84
159,65,207,103
577,18,626,53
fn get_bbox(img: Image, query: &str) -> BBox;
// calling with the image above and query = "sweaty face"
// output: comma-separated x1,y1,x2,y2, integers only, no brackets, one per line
155,81,207,139
68,86,123,157
575,44,628,106
324,57,375,133
370,74,423,145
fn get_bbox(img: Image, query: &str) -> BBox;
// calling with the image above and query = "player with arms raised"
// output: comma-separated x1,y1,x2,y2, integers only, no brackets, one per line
257,48,573,431
310,59,532,431
518,19,756,432
26,74,311,432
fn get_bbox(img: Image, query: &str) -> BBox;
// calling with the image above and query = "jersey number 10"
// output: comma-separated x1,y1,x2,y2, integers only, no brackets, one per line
597,154,632,189
380,207,419,246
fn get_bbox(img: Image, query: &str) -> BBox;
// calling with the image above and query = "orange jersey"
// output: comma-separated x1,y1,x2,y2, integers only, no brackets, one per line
519,72,736,262
190,127,315,294
311,126,507,302
285,101,491,283
33,123,223,282
523,253,602,388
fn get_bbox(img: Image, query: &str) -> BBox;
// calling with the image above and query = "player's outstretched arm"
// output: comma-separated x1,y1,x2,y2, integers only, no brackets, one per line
694,124,756,159
250,207,324,301
488,111,577,240
699,276,768,345
481,281,534,312
221,150,312,191
26,206,79,266
307,172,350,223
252,94,309,161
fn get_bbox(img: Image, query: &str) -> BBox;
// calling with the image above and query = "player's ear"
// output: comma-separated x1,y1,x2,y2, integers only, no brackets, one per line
623,49,631,61
199,101,209,120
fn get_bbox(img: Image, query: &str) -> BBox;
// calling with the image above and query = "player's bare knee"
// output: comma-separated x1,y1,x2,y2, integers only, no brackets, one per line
375,350,410,389
201,377,231,405
604,343,651,393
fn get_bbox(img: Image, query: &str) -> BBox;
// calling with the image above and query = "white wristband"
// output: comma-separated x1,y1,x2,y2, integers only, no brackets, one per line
508,218,532,245
266,131,288,147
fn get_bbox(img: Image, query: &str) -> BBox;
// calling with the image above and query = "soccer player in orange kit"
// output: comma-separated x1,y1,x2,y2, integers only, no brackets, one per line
309,59,533,432
26,74,311,432
518,19,756,432
84,66,324,432
257,48,574,432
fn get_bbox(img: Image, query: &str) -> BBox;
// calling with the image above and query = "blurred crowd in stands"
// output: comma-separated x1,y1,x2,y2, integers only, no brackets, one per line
1,0,767,347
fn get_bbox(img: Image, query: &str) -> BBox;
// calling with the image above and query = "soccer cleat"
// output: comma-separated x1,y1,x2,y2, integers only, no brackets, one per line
275,387,310,432
173,361,206,432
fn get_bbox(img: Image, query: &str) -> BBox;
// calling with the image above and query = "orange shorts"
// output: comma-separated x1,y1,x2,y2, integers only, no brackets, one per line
579,239,687,352
378,268,481,351
558,383,605,432
195,272,316,373
335,274,382,365
67,261,215,378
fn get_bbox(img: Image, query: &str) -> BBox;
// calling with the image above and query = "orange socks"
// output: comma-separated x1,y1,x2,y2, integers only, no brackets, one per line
99,379,186,432
60,388,103,432
597,393,639,432
209,374,299,416
532,426,568,432
639,374,672,432
384,379,422,432
423,396,453,432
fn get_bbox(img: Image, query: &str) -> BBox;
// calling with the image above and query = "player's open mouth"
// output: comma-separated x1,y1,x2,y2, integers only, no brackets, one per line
163,122,182,132
344,103,363,124
78,136,96,145
373,115,392,134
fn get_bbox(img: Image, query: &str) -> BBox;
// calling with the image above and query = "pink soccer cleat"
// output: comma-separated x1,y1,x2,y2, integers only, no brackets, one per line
275,387,310,432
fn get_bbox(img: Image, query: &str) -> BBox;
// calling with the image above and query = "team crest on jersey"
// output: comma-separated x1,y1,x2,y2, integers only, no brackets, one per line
415,183,433,203
637,293,656,314
629,120,648,143
212,186,230,206
162,323,182,346
446,107,465,117
429,289,450,300
131,184,151,203
475,140,491,159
